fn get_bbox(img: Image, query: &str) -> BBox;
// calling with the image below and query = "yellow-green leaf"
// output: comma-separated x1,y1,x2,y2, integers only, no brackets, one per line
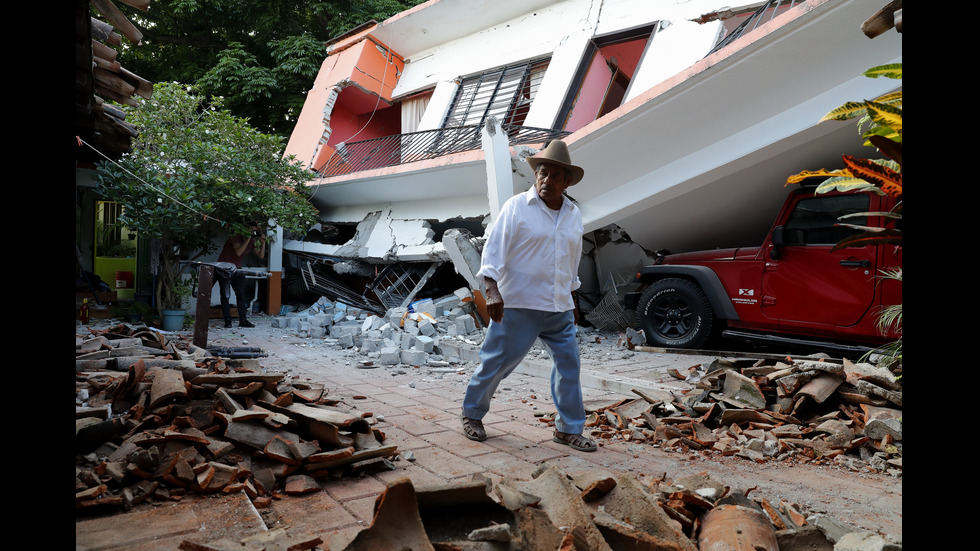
863,126,901,141
863,64,902,80
872,90,902,107
864,101,902,135
821,101,870,122
814,175,881,195
786,168,848,186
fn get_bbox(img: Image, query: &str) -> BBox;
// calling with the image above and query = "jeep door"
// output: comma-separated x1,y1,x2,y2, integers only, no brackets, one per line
760,193,878,331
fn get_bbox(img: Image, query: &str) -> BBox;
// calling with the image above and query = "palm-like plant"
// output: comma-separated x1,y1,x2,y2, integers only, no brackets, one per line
787,63,902,365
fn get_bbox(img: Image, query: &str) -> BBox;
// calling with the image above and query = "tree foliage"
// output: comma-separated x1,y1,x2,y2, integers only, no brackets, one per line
115,0,426,137
96,83,320,311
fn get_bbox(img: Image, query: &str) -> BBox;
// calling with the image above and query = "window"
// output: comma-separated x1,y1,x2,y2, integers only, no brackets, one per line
782,195,869,246
444,58,550,130
558,25,656,132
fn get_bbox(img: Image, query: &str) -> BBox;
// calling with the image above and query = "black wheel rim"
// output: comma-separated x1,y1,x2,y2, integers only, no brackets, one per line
650,295,694,339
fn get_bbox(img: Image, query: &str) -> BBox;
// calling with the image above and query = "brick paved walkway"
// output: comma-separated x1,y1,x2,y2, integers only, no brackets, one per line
75,315,902,550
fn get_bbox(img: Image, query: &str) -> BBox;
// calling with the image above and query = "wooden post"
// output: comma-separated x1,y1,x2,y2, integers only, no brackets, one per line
266,270,282,316
193,265,214,349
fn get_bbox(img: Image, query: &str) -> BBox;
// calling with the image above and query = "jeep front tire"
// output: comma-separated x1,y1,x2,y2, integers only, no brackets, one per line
636,278,714,348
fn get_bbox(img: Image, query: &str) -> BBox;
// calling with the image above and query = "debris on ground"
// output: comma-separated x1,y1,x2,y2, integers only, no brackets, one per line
534,354,902,476
180,466,901,550
76,323,396,515
275,294,902,476
77,314,901,550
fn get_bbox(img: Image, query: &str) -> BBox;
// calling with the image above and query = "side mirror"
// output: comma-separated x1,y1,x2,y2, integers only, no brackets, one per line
770,226,784,260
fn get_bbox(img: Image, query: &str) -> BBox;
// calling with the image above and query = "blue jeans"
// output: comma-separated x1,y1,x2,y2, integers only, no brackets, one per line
462,308,585,434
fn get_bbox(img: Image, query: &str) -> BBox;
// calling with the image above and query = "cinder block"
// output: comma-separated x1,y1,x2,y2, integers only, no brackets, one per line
457,315,476,334
418,318,437,337
310,313,330,327
387,307,409,326
415,335,434,353
400,333,415,350
434,295,461,316
331,322,361,338
361,338,383,354
379,346,401,365
310,326,326,339
336,333,354,349
400,349,426,366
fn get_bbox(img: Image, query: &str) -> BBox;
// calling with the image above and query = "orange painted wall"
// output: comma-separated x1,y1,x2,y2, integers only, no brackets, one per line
350,38,404,100
284,35,404,170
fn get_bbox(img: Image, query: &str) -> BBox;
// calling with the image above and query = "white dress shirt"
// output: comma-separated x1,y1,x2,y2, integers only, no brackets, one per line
477,188,583,312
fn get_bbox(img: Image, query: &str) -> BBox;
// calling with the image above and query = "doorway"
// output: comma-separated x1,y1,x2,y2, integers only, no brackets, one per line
93,200,139,299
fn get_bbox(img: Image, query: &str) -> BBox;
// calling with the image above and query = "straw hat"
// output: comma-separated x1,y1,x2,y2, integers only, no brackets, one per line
527,140,585,186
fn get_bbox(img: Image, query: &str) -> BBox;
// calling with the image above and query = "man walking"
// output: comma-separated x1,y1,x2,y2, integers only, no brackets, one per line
460,140,596,452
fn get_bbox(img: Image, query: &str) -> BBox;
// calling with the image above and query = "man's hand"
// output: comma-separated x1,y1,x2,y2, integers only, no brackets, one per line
484,277,504,324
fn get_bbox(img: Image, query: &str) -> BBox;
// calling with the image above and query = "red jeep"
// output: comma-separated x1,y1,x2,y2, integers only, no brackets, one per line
624,184,902,355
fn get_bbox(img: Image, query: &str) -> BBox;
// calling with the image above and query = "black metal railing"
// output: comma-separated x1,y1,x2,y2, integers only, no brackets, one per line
315,122,570,177
706,0,800,56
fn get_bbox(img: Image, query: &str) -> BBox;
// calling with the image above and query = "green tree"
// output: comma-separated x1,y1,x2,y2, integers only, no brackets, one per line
115,0,426,137
96,82,320,314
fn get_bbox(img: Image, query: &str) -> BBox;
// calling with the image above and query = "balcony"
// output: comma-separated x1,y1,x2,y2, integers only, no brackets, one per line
315,123,570,178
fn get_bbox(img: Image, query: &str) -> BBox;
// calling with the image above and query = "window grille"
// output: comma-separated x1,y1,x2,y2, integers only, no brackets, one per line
444,58,551,131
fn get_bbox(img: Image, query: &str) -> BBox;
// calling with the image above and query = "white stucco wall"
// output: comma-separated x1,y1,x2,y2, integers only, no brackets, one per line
393,0,757,132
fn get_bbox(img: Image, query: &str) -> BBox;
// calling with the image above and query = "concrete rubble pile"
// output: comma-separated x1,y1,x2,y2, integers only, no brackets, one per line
185,466,901,551
273,289,487,364
75,323,396,514
562,353,903,476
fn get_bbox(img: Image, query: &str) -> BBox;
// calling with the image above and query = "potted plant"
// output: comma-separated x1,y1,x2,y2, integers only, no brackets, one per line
160,277,194,331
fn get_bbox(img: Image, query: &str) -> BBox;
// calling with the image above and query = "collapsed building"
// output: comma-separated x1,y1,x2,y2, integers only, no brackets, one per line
270,0,901,322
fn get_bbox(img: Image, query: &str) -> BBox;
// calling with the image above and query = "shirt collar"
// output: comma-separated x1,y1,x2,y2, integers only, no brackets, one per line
525,187,568,211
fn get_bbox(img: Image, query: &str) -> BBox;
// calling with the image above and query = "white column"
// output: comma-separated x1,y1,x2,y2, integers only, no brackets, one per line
268,223,284,272
481,116,513,225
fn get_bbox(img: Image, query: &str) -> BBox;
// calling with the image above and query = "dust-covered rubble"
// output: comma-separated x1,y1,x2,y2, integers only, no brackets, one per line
271,293,903,477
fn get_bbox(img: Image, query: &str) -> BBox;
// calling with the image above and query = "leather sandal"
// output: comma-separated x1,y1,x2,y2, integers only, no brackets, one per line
553,430,597,452
461,416,487,442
